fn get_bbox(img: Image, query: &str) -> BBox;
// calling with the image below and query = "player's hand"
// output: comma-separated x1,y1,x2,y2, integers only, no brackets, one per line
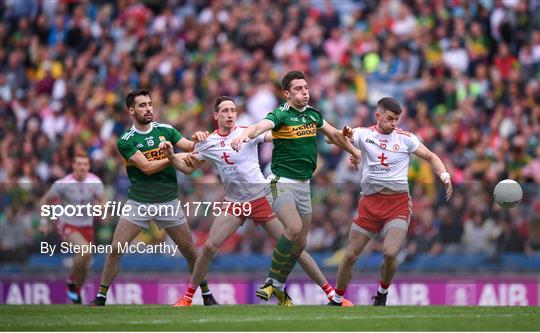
191,131,209,143
444,179,453,201
342,126,354,139
184,153,200,168
159,141,174,157
349,152,361,171
231,135,249,152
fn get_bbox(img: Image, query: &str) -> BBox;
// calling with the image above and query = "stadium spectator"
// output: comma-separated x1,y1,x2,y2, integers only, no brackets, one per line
0,0,538,264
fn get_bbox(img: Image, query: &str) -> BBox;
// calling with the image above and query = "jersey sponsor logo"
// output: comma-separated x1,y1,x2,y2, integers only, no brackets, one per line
378,152,389,166
393,144,400,152
220,165,238,174
272,123,317,139
142,147,166,161
370,165,390,172
221,152,234,165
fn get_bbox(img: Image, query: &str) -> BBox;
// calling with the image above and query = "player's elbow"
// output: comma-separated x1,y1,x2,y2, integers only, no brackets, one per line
182,167,195,175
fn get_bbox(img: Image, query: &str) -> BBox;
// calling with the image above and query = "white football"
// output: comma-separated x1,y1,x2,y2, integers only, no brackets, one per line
494,179,523,208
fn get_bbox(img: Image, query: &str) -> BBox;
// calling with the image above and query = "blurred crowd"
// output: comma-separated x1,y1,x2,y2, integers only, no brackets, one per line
1,0,540,265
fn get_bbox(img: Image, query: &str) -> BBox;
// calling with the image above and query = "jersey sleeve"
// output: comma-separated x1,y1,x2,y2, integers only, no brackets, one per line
168,127,183,145
116,137,138,160
408,134,421,153
194,141,207,161
264,109,281,129
48,181,61,198
313,110,324,128
352,127,367,149
253,132,266,144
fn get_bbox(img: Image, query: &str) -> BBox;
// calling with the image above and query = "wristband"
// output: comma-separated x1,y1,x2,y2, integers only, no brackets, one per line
440,172,450,182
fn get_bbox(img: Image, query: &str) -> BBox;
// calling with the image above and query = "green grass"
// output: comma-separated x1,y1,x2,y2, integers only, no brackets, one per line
0,305,539,331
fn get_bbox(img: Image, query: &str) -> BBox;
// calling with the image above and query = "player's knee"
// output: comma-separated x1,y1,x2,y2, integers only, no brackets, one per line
293,242,306,255
284,225,302,240
383,248,399,261
203,241,219,255
109,244,124,258
345,251,359,265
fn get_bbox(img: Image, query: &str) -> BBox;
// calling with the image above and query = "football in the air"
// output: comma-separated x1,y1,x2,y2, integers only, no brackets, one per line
494,179,523,208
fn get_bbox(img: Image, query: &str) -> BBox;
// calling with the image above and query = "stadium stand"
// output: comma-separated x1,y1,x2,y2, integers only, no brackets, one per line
0,0,539,270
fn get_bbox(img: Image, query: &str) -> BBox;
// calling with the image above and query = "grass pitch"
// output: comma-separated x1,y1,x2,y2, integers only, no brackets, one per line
1,305,539,331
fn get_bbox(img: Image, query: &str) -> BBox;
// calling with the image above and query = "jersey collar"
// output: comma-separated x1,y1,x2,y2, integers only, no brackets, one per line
132,122,153,134
285,102,307,113
216,126,235,137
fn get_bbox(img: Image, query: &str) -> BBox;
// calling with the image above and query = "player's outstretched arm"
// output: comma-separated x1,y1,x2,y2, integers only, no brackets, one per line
175,130,209,153
413,143,453,200
159,141,203,175
319,122,361,160
231,120,274,151
128,150,171,176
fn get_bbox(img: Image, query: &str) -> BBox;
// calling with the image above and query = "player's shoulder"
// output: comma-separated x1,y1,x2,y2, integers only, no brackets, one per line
271,103,295,117
85,173,103,183
395,127,413,137
152,121,174,129
354,125,372,136
152,122,179,135
196,132,221,150
118,127,136,142
54,173,76,184
306,104,321,114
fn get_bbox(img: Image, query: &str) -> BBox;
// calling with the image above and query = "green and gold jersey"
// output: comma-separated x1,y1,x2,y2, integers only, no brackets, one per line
116,122,182,203
265,103,324,180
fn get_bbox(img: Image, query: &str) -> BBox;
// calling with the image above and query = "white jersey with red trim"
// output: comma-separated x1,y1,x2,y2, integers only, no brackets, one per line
352,126,420,195
195,127,267,202
49,173,104,226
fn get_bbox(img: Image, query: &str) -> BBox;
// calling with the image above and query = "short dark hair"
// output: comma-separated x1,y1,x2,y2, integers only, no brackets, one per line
125,89,150,108
214,96,235,112
282,71,307,91
377,97,402,115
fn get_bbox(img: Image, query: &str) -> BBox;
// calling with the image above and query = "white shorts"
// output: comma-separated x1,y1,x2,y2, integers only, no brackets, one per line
123,199,187,230
267,175,312,216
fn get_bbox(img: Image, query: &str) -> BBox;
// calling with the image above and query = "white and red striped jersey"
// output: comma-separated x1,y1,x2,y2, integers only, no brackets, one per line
352,126,420,195
49,173,104,226
195,127,267,202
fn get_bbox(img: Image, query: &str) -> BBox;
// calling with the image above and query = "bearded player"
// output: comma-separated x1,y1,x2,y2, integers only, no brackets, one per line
328,97,453,306
89,89,217,306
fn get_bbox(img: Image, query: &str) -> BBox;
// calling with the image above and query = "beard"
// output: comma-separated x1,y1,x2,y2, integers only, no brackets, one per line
135,112,153,124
